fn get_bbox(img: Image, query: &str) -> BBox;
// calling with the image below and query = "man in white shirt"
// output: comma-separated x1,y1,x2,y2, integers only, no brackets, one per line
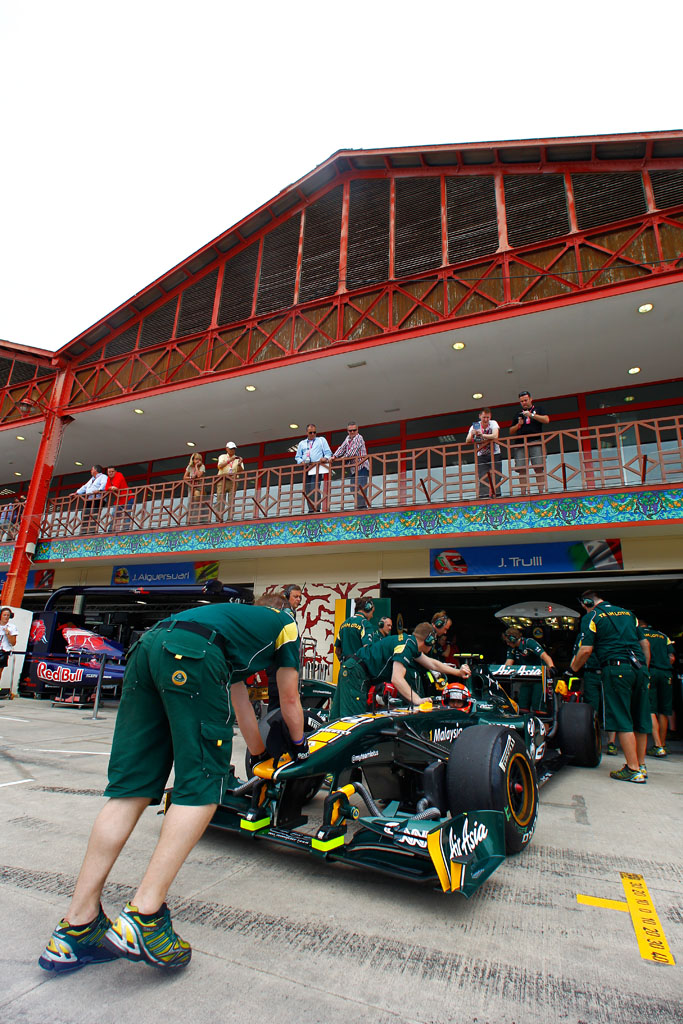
294,424,332,512
466,409,502,498
74,465,108,534
0,606,18,699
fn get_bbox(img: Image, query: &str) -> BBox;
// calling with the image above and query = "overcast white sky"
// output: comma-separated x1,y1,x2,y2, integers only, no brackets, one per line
1,0,679,353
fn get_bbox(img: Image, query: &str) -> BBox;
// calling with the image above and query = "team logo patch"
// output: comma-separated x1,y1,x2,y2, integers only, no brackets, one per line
171,670,188,686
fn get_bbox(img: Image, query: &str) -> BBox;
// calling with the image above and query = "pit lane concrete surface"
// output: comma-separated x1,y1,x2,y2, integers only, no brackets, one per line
0,697,681,1024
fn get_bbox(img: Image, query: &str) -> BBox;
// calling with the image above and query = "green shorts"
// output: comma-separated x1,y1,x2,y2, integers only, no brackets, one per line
601,663,650,734
648,667,673,716
518,681,544,712
105,624,234,806
582,670,603,716
329,660,369,719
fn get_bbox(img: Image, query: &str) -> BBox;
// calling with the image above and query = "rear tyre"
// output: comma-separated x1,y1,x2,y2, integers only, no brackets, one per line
446,725,538,854
557,702,601,767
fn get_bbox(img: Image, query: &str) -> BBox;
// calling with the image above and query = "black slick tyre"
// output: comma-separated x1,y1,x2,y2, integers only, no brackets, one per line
446,724,538,854
557,702,601,767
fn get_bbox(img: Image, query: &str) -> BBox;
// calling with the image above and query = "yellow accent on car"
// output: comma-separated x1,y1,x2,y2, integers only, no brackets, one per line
240,816,271,831
312,834,345,852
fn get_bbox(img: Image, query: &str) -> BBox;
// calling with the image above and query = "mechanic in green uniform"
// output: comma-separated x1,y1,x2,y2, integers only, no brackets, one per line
39,594,304,975
330,622,471,718
334,598,376,664
364,615,393,645
637,618,675,757
571,590,650,783
503,627,555,711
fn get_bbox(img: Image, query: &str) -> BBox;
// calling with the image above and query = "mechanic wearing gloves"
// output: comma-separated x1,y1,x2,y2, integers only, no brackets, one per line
571,590,650,784
334,598,376,663
39,593,304,975
330,621,471,719
503,627,554,711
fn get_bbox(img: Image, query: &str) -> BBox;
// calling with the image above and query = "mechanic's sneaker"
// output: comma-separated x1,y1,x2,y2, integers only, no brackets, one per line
39,905,116,973
646,745,667,758
606,742,619,756
610,764,646,784
639,763,648,778
103,903,191,969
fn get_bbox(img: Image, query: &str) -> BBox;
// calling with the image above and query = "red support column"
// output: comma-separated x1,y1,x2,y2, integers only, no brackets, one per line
1,370,73,608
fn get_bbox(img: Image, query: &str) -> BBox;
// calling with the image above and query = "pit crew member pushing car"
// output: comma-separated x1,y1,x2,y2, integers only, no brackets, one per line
570,590,650,784
330,622,471,718
503,627,555,711
39,594,305,975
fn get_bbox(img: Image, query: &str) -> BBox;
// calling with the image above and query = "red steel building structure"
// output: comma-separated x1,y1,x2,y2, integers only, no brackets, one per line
1,131,683,607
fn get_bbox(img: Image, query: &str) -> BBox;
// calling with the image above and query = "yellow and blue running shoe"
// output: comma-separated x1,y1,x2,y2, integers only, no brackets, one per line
103,903,191,969
39,906,116,973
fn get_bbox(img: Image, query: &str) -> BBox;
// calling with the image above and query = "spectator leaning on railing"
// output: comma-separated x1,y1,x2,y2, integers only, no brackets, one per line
73,465,107,534
295,424,332,512
0,495,26,542
466,408,502,498
215,442,244,514
333,421,370,509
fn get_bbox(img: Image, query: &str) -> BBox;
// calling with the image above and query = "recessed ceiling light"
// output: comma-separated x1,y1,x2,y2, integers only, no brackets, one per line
452,342,465,351
289,423,299,429
472,392,483,400
134,408,144,414
637,303,653,314
347,361,367,369
16,435,25,441
186,441,196,447
384,407,400,413
75,461,83,466
14,472,21,477
627,367,641,375
245,385,257,392
624,395,635,402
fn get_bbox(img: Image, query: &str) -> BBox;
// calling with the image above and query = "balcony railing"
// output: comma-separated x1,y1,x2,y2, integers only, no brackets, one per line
37,416,683,541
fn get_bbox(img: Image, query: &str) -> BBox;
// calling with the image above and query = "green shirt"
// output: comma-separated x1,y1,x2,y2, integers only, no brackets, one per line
581,602,642,666
336,615,372,660
358,633,421,684
170,603,300,676
637,626,674,671
506,637,545,666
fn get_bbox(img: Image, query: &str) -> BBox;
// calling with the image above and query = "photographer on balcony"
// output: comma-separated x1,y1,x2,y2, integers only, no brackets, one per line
509,390,549,495
466,408,502,498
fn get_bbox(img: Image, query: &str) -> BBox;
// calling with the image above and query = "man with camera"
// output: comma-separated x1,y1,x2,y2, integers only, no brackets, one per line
509,390,549,495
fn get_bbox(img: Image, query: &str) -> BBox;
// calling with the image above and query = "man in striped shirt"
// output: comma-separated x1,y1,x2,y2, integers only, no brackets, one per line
333,421,370,509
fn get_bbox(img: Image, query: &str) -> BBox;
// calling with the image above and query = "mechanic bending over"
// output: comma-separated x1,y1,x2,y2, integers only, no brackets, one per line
39,593,305,975
330,621,471,719
503,627,555,711
334,598,376,664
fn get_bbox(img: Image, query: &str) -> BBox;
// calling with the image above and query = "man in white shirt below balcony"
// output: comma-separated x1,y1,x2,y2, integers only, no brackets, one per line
333,421,370,508
295,424,332,512
73,465,108,535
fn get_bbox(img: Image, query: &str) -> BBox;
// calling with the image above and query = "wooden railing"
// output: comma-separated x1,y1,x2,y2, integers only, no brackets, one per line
37,416,683,540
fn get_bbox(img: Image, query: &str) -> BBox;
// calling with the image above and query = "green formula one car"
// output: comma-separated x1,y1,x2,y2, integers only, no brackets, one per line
207,668,600,897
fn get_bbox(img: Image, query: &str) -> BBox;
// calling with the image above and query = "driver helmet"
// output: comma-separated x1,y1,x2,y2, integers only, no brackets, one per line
442,681,472,712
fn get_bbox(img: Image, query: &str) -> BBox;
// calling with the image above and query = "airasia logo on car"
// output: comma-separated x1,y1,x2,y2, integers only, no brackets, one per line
448,817,489,859
36,663,85,683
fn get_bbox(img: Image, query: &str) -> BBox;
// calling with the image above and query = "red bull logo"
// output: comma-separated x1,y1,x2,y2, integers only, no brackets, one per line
30,619,47,644
37,663,85,683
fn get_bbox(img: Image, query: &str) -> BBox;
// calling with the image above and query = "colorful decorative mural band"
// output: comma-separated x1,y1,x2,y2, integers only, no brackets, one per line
34,488,683,563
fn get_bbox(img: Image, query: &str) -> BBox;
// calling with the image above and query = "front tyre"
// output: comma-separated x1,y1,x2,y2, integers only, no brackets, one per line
446,725,538,854
557,702,601,767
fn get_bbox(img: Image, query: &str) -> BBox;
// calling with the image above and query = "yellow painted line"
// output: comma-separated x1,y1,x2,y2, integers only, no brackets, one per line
620,872,676,965
577,894,629,912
